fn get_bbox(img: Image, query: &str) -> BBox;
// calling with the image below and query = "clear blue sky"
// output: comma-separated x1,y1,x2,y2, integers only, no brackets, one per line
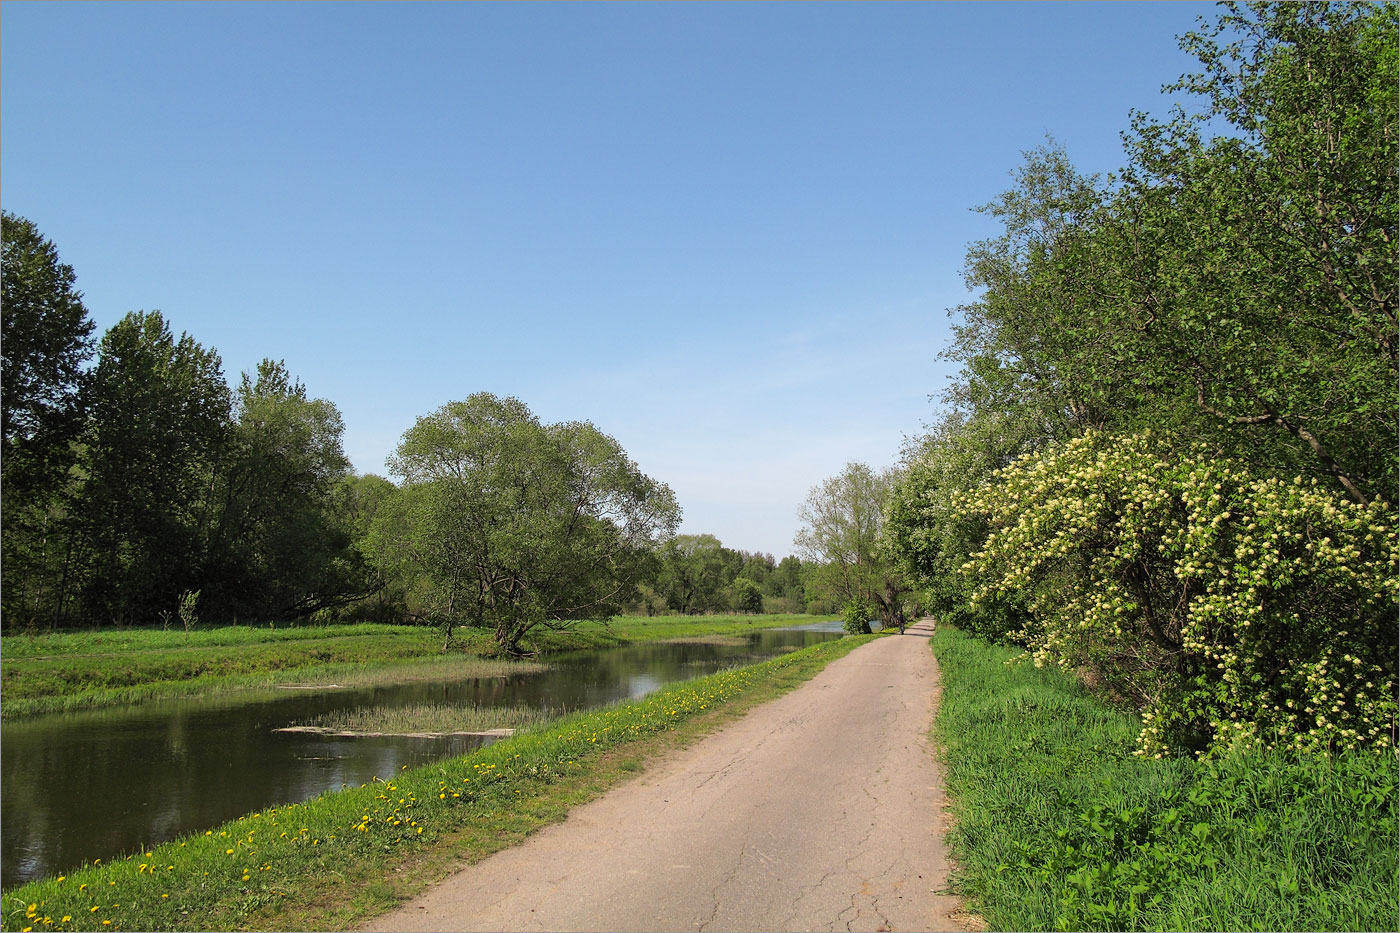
2,1,1215,558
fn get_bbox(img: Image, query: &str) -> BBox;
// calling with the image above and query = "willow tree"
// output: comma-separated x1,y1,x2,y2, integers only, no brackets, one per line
370,393,680,654
794,462,910,630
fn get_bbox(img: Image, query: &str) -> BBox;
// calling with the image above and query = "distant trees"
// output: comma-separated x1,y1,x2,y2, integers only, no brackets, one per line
655,534,730,614
794,462,911,630
369,394,680,653
639,534,810,615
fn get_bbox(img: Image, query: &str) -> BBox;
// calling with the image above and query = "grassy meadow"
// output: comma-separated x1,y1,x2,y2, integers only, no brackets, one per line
931,626,1399,932
0,634,871,932
0,614,829,719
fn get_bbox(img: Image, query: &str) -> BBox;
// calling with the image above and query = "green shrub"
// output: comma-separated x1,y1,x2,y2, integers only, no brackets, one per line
842,598,873,635
955,431,1398,757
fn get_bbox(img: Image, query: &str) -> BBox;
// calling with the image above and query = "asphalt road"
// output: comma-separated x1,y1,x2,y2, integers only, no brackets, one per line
363,619,963,933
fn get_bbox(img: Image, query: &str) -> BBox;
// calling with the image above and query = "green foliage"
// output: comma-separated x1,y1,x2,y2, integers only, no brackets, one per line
74,311,232,625
933,626,1399,933
886,413,1030,642
177,589,200,636
1,212,95,630
654,534,731,613
204,360,374,621
370,394,680,654
729,577,764,614
841,598,872,635
0,212,95,493
956,431,1397,757
795,462,910,628
894,3,1400,765
945,4,1398,507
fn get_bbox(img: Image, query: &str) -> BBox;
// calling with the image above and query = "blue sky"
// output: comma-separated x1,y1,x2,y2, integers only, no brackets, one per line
2,1,1216,557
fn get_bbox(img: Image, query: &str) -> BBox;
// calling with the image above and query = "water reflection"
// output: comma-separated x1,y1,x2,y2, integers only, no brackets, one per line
1,623,840,887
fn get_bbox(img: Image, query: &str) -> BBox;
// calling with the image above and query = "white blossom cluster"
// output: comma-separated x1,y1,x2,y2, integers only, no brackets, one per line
954,431,1398,757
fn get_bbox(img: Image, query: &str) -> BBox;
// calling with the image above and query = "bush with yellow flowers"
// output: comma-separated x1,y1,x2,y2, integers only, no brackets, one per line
955,430,1398,757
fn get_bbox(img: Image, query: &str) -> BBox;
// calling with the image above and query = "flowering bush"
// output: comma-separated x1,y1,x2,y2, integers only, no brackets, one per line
955,431,1398,757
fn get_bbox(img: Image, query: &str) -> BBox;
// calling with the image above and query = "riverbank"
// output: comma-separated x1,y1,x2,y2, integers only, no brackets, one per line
0,615,826,719
932,626,1399,931
0,635,873,932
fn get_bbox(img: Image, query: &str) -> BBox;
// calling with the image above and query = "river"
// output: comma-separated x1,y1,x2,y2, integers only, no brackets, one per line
1,622,843,888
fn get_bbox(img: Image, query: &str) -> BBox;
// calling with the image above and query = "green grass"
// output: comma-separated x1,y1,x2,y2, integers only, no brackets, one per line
932,626,1399,932
0,614,831,719
0,634,871,932
290,702,563,735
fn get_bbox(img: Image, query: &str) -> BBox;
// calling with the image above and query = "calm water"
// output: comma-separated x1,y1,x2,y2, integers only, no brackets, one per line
1,623,842,888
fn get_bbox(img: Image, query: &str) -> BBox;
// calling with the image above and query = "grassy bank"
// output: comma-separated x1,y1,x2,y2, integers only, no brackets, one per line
931,626,1399,932
0,614,829,719
0,634,870,932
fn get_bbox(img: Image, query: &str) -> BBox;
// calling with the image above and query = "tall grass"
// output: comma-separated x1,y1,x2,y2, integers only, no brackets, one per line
932,626,1399,932
292,703,562,735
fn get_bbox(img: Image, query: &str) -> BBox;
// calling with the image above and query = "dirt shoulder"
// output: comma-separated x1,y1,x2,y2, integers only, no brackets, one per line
363,619,964,933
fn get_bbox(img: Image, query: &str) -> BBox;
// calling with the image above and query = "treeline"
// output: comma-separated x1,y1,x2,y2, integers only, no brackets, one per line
628,534,812,616
0,222,814,641
880,2,1397,758
2,218,386,631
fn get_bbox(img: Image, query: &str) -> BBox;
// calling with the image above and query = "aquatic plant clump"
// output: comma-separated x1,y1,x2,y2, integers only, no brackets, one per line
292,703,562,736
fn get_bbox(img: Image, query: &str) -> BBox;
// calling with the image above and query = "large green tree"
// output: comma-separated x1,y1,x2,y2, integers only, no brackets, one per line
948,3,1398,507
74,312,231,625
1,213,96,628
369,393,680,653
1109,1,1398,504
204,360,375,621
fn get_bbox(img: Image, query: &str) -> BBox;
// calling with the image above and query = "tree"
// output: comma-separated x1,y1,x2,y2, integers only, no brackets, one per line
1,212,95,493
369,393,679,653
1,213,96,628
655,534,730,614
956,431,1396,757
885,411,1031,642
336,473,405,622
1106,1,1398,505
794,462,909,629
204,360,375,621
729,577,764,614
73,312,231,625
943,4,1397,510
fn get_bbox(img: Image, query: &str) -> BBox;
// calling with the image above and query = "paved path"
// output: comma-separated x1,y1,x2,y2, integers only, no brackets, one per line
364,620,963,932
